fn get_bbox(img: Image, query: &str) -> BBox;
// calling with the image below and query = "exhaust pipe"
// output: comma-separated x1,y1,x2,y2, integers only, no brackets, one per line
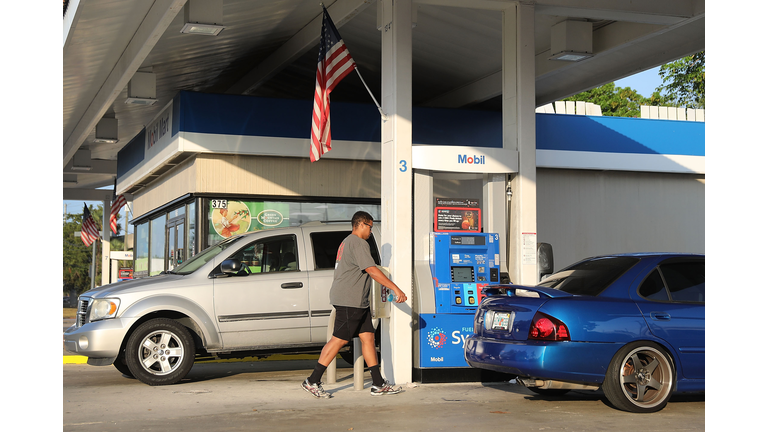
516,377,599,391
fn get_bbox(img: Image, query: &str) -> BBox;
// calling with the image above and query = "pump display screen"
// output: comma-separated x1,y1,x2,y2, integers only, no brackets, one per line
451,266,475,282
451,236,485,246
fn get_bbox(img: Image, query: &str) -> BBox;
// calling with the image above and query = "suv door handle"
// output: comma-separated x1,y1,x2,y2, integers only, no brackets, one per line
650,312,671,321
281,282,304,289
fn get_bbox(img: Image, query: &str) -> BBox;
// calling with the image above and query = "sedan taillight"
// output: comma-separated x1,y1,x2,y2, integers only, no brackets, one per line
528,312,570,341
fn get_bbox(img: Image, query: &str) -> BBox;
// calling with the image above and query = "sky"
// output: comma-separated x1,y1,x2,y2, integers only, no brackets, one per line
613,66,663,98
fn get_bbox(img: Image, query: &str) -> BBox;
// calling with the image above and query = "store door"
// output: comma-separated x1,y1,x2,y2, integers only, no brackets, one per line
166,216,185,271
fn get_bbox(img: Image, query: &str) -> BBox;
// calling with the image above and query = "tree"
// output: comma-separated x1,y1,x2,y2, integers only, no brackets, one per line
63,205,122,295
563,51,705,117
655,51,705,109
564,82,648,117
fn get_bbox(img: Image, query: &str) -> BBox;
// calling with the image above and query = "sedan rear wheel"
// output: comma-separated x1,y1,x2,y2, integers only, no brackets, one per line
125,318,195,386
603,342,674,413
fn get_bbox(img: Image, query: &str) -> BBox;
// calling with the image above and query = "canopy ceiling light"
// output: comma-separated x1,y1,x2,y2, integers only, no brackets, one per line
181,0,225,36
72,149,92,171
125,71,157,105
548,20,593,62
93,117,118,144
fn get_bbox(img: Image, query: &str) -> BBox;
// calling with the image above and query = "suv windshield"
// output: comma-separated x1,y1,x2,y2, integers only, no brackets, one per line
171,235,242,275
538,256,639,296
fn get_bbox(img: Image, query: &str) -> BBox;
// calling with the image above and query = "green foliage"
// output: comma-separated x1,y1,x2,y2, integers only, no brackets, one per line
564,83,648,117
63,204,123,295
656,51,705,109
564,51,705,116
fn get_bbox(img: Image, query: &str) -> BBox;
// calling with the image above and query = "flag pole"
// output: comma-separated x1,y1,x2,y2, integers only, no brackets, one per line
355,67,387,121
319,3,386,121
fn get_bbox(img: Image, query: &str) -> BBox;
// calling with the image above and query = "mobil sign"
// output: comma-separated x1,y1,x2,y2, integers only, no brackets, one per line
412,145,518,173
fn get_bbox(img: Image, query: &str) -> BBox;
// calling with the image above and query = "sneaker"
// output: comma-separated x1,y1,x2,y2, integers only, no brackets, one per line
301,378,331,399
370,381,404,396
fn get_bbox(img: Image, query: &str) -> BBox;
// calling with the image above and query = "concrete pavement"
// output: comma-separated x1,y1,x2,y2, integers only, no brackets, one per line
64,358,706,432
62,318,706,431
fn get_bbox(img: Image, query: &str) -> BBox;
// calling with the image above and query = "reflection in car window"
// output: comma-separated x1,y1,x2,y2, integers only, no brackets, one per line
660,261,705,303
311,231,349,270
229,235,298,274
538,257,639,296
639,269,670,301
172,235,242,275
309,231,381,270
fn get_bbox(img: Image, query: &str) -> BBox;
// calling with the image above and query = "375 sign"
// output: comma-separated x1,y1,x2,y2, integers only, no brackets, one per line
211,199,228,209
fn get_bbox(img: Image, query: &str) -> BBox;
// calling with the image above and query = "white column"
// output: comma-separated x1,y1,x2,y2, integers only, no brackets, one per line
503,3,538,285
380,0,413,384
101,198,112,286
483,173,508,274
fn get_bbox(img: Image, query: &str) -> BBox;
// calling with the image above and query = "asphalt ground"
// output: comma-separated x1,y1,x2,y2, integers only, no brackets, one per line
62,318,708,431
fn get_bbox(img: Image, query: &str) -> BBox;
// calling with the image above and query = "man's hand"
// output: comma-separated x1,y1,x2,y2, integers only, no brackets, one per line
365,266,408,303
389,287,407,303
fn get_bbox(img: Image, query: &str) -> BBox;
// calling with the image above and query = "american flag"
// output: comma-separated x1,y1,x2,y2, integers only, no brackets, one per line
310,6,356,162
81,204,101,247
110,193,127,234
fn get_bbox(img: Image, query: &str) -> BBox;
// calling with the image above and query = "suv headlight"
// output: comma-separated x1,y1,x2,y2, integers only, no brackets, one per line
89,299,120,322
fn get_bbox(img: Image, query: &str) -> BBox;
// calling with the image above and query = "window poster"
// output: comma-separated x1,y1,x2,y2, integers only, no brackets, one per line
209,200,290,239
434,198,482,233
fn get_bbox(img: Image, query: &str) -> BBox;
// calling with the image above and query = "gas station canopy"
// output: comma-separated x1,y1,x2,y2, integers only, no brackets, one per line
63,0,705,196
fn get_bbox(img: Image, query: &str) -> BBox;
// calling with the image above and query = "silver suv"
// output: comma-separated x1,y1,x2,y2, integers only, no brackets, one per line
63,222,381,385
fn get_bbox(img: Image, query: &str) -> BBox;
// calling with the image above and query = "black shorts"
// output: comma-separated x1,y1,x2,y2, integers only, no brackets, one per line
332,306,375,341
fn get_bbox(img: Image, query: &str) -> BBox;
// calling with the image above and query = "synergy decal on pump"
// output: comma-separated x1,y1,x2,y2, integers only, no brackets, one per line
419,232,500,368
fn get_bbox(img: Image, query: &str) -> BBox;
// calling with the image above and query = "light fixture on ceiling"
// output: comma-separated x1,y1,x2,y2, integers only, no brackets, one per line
180,23,225,35
125,71,157,106
93,117,118,143
72,149,93,171
181,0,225,36
548,20,593,62
549,51,594,62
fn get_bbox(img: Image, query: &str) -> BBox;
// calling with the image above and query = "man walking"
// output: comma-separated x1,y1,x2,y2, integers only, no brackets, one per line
301,211,407,398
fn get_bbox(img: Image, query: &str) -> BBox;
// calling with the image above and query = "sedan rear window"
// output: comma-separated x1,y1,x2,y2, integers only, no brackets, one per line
538,256,639,296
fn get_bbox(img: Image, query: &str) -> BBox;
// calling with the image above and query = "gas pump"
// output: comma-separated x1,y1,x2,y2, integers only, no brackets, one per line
410,145,518,381
417,232,500,368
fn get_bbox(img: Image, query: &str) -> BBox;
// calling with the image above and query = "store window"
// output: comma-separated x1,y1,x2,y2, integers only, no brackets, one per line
135,221,149,277
187,200,196,258
149,214,166,276
205,200,380,248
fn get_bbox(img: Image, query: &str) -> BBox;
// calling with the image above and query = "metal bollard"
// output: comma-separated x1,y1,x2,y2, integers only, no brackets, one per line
325,307,365,390
325,308,336,384
353,337,364,390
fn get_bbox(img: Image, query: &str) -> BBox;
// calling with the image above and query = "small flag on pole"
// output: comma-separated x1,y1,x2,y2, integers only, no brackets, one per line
110,179,126,235
81,203,101,247
110,194,126,235
310,5,356,162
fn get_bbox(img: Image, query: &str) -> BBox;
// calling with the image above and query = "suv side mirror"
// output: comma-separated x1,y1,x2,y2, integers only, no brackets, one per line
220,259,242,275
537,243,554,282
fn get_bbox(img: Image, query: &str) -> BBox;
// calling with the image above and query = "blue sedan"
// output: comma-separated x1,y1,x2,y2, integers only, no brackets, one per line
464,253,704,413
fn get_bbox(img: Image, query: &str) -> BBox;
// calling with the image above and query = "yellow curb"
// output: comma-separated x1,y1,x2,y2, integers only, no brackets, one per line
64,353,333,365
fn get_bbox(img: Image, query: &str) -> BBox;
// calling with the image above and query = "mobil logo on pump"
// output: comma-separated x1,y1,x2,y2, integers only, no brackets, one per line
457,154,486,165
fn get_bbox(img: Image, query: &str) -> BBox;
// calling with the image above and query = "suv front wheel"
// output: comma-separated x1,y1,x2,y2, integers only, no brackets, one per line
125,318,195,386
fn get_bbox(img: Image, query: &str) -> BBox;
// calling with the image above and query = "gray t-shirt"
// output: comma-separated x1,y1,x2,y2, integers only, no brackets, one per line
329,234,377,308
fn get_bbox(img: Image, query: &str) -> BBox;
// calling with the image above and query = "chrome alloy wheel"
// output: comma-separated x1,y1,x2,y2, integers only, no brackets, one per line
136,329,186,376
618,346,673,410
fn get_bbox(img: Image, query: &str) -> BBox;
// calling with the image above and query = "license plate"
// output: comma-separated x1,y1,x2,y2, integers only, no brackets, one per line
492,312,511,330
